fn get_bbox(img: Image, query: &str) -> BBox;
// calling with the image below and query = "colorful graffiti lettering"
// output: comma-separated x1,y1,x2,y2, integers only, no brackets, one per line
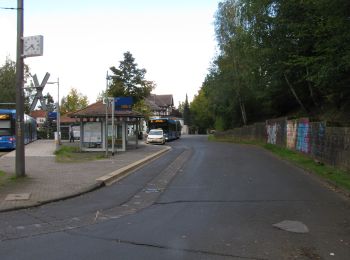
266,123,278,144
296,118,310,153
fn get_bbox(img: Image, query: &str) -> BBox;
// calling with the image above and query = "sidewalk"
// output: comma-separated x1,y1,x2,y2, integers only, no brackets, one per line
0,140,170,212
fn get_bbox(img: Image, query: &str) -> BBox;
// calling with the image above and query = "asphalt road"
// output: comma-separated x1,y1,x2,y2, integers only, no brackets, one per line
0,136,349,259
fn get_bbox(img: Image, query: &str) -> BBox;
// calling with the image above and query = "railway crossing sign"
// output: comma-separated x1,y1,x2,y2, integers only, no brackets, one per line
30,72,50,111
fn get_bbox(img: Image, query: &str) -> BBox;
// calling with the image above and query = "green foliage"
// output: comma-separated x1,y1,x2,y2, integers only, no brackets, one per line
96,90,106,102
60,88,88,115
132,99,152,123
192,0,350,130
190,89,213,132
108,52,155,103
0,58,31,109
0,58,16,105
214,116,225,131
183,94,191,125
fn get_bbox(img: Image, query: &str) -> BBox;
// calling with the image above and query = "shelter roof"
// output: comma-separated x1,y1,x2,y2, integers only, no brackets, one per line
69,101,143,118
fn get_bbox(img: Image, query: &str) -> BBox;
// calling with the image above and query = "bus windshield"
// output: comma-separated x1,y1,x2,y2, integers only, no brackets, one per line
0,120,11,136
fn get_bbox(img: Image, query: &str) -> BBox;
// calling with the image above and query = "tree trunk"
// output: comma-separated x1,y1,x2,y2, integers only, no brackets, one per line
305,67,320,109
284,72,308,113
238,94,247,125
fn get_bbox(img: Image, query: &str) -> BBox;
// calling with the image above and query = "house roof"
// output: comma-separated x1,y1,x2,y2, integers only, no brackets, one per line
148,94,174,107
30,110,47,118
144,98,161,111
69,101,144,118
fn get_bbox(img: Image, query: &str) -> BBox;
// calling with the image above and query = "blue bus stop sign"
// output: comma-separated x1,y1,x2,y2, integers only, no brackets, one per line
48,112,57,120
114,97,133,111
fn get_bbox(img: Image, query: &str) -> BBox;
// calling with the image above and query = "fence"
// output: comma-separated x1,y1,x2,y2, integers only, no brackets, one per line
215,118,350,172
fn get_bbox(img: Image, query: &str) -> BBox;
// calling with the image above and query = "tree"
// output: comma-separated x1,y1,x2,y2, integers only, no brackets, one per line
42,93,55,112
0,58,16,105
183,94,191,125
108,51,155,104
132,99,152,125
190,89,214,133
193,0,350,131
60,88,88,115
96,90,106,102
0,58,34,112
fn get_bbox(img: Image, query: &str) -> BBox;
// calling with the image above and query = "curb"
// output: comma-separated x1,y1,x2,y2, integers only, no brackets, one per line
96,146,171,185
0,146,171,213
0,183,103,213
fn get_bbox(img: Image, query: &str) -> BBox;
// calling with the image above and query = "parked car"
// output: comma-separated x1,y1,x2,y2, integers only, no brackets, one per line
146,129,165,145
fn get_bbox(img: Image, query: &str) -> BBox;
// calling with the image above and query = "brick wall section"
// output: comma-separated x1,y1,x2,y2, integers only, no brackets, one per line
215,119,350,172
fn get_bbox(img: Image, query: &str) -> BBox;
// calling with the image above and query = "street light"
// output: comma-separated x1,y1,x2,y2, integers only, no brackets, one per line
47,78,60,150
105,72,113,157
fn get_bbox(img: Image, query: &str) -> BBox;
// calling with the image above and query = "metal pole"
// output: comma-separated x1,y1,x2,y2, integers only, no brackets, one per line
111,99,115,156
15,0,25,177
105,71,109,157
57,78,61,148
135,118,139,149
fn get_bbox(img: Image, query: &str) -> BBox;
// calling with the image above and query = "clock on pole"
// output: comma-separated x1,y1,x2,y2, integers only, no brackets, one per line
23,35,44,57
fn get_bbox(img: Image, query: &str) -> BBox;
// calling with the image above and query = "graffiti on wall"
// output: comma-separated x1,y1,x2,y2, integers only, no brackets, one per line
310,122,326,158
266,123,278,144
296,118,310,153
286,120,298,149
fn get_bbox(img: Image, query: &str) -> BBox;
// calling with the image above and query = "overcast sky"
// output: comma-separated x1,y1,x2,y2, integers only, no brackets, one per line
0,0,219,106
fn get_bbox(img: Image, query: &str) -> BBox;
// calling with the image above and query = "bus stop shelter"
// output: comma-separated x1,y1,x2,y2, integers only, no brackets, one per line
69,101,143,153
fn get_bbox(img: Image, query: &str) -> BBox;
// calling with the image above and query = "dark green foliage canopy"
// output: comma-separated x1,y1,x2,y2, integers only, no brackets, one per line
0,58,17,105
190,0,350,131
0,58,32,112
183,94,191,125
108,52,155,104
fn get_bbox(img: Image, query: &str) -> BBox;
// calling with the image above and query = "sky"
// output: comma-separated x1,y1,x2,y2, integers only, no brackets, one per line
0,0,219,107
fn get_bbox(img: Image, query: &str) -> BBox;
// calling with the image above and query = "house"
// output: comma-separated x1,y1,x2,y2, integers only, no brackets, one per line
146,94,174,117
143,94,185,133
30,110,47,128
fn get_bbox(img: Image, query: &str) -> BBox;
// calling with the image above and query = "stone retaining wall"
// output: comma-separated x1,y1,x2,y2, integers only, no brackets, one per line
215,119,350,171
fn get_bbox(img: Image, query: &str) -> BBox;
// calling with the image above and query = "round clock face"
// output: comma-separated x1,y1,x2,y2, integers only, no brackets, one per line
23,36,43,57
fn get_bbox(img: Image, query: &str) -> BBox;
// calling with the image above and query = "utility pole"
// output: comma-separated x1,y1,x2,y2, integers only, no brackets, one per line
15,0,25,177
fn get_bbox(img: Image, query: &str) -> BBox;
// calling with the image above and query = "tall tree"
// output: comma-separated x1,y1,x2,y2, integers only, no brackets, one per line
194,0,350,131
190,89,214,132
108,51,155,104
183,94,191,125
60,88,88,115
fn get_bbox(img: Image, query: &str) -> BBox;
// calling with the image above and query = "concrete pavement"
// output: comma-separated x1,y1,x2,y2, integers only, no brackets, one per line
0,140,170,212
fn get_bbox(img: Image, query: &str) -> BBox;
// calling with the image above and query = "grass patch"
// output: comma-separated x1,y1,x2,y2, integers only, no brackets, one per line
0,170,12,186
55,145,106,163
210,135,350,193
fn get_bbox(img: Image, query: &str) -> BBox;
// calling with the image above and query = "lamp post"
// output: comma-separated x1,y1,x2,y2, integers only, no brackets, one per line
105,72,114,157
47,78,60,150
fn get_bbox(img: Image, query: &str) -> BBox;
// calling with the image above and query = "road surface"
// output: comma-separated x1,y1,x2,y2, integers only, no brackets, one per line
1,135,349,259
